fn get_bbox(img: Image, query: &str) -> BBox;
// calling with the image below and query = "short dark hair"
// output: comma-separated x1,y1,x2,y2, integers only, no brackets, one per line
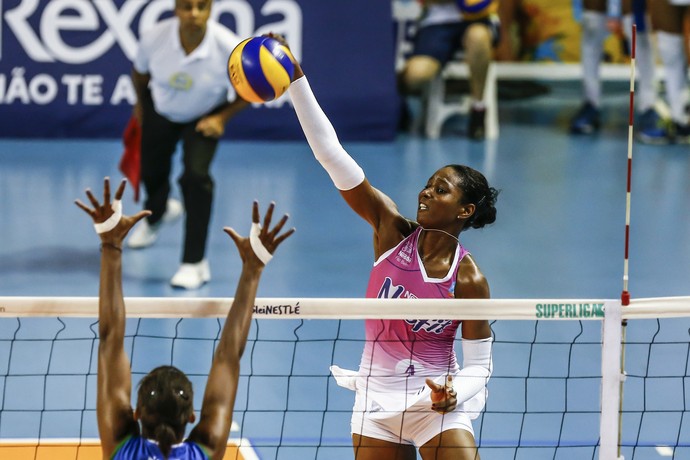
136,366,194,457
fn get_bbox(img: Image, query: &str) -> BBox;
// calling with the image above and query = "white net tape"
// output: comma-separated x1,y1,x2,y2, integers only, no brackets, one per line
1,296,688,319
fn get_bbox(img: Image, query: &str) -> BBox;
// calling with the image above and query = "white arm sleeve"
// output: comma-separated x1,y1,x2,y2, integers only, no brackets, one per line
288,76,365,191
454,337,493,405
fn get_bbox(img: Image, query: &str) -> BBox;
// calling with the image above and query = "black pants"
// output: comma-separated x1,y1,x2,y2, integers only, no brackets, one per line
140,92,219,264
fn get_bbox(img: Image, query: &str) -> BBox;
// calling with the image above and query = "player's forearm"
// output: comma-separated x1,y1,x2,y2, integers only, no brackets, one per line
454,337,493,403
131,69,150,105
214,98,251,125
216,265,262,361
288,77,364,191
98,246,126,343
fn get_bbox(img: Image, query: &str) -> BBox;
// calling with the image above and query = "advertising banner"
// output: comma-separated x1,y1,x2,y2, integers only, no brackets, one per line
0,0,398,141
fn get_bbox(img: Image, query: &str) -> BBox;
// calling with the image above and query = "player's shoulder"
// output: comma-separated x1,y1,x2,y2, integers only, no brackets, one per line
138,17,177,48
141,17,177,38
455,253,490,299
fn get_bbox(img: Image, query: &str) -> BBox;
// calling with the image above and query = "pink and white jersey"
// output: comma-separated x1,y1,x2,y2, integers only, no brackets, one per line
360,227,468,394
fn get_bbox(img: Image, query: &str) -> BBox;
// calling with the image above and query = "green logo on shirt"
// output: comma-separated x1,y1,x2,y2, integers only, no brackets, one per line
169,72,193,90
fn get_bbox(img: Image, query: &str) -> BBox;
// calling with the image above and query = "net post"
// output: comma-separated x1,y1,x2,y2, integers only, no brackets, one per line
600,299,624,460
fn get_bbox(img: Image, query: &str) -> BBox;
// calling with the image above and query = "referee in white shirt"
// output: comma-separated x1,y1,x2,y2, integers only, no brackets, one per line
128,0,250,289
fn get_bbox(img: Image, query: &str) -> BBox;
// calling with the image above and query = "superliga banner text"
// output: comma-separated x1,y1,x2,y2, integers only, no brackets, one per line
0,0,397,141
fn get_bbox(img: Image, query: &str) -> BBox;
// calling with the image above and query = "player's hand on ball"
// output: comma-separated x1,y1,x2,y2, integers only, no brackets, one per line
228,36,295,103
265,33,303,80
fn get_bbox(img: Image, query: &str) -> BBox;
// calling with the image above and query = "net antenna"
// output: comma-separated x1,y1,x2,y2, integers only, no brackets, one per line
622,25,636,306
620,22,637,460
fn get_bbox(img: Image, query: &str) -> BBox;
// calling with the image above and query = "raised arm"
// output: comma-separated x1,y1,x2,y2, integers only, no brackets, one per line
188,201,294,460
285,48,413,249
74,178,151,456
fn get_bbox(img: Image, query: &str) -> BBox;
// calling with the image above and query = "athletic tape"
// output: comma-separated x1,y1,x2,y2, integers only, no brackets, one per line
94,200,122,234
249,222,273,265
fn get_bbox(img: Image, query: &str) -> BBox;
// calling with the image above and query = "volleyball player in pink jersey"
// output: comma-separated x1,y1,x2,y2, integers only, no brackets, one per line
283,36,498,460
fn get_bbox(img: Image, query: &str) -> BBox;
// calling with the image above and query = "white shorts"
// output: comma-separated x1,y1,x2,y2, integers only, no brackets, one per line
350,387,475,447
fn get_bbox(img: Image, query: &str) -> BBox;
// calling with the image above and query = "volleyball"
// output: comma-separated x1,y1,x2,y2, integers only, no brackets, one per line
228,36,295,103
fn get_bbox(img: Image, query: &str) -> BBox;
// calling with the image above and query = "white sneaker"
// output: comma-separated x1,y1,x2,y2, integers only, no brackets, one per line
127,198,183,249
161,198,183,224
170,259,211,290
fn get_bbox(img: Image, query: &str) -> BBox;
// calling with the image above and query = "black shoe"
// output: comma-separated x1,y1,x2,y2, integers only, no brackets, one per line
570,102,600,134
468,107,486,140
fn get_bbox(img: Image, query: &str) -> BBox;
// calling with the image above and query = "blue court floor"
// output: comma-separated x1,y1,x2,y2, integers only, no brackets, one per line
1,81,689,459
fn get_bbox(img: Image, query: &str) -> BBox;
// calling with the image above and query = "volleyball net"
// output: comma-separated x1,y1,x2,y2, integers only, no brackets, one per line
0,296,689,460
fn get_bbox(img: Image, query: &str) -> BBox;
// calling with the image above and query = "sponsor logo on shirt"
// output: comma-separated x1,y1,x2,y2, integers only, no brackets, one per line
376,277,417,300
395,239,415,264
404,319,453,334
376,277,452,334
